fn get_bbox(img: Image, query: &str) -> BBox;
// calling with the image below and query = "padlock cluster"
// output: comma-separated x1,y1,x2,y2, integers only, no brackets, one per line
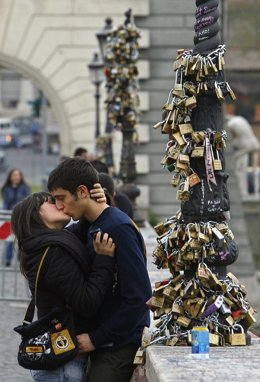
134,270,256,364
104,21,141,130
153,46,233,201
172,45,235,99
160,129,227,201
153,213,234,273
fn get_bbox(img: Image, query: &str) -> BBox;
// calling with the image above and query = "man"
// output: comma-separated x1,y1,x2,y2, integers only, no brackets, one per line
47,158,152,382
226,114,260,197
74,146,97,161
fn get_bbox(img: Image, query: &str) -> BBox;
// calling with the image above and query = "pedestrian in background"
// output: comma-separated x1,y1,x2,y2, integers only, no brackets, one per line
1,168,30,266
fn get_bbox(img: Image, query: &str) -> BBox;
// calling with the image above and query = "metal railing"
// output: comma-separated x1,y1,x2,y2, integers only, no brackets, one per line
0,210,30,301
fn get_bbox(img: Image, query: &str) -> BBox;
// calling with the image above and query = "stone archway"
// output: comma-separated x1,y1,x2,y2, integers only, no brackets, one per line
0,0,149,156
0,52,70,152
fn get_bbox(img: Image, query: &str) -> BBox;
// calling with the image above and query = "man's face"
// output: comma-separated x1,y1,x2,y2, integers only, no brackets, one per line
51,187,85,221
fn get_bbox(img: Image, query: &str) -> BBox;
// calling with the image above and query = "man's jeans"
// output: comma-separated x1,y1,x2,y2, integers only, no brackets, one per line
30,356,87,382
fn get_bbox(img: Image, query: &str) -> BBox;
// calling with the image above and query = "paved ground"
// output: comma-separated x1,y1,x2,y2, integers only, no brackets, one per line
0,224,259,381
146,340,260,382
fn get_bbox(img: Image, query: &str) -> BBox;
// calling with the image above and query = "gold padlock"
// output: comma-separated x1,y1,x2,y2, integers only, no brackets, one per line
172,303,184,315
211,146,222,171
170,172,181,187
191,146,204,157
178,153,190,164
209,332,220,346
226,324,246,346
176,316,191,328
185,96,197,109
172,132,186,147
179,123,193,135
241,311,256,329
133,348,145,365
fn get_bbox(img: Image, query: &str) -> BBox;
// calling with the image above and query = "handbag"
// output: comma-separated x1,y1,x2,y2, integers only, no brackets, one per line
14,247,79,370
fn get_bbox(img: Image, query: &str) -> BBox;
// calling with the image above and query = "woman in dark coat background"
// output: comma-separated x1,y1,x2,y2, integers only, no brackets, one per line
1,168,30,266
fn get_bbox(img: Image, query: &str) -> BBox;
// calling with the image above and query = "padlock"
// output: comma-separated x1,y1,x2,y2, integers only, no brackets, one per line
220,302,231,315
188,172,201,187
172,132,186,147
163,286,177,300
133,348,145,365
225,315,235,326
202,295,224,317
172,303,184,315
196,263,210,280
241,311,256,329
226,324,246,346
209,332,220,346
185,96,197,109
171,172,181,187
179,123,193,135
160,155,168,166
146,295,165,310
176,316,191,328
153,222,167,236
174,69,183,91
178,153,190,164
168,145,180,160
175,160,189,174
212,227,225,248
162,121,172,134
214,81,225,102
211,146,222,171
191,146,204,157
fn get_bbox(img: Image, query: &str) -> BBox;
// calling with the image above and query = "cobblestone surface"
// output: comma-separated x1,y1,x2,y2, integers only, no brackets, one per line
0,224,259,381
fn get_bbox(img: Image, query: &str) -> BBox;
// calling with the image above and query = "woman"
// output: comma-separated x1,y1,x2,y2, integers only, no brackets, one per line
11,189,115,382
1,168,30,266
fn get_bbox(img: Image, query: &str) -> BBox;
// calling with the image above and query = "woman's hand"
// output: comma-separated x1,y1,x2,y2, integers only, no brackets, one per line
90,183,106,203
93,231,115,257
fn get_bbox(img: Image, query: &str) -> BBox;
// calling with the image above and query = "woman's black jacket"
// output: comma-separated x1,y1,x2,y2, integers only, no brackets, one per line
21,228,114,334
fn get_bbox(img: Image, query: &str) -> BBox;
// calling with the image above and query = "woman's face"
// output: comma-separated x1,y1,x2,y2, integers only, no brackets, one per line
10,170,22,186
39,198,71,229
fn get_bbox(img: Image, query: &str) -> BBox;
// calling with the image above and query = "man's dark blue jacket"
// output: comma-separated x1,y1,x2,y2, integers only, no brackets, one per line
71,206,152,350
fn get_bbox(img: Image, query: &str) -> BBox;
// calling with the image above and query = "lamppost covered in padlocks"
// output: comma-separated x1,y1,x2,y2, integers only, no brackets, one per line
103,9,144,226
134,0,256,365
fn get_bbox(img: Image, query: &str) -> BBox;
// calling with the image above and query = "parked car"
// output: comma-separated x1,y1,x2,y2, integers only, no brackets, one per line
13,116,42,148
0,118,19,147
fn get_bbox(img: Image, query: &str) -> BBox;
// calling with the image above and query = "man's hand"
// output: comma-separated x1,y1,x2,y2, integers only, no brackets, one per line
76,333,95,353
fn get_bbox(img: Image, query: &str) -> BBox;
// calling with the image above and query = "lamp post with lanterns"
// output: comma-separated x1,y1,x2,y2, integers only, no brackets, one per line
95,18,115,169
87,52,105,141
102,9,144,226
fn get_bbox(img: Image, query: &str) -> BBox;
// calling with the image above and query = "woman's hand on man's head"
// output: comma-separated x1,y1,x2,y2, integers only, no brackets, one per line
90,183,107,203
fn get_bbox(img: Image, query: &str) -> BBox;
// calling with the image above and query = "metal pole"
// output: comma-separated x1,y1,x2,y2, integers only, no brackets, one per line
41,94,48,184
95,82,100,139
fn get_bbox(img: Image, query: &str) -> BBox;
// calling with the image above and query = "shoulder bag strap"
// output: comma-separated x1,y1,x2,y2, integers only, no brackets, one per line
23,247,49,324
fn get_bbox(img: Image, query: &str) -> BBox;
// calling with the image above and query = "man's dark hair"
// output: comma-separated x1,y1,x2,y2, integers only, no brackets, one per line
48,158,99,195
90,160,109,174
74,147,87,157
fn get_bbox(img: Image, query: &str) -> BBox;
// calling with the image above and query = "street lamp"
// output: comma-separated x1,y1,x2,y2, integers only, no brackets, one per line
96,18,115,169
87,52,105,139
96,18,113,60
